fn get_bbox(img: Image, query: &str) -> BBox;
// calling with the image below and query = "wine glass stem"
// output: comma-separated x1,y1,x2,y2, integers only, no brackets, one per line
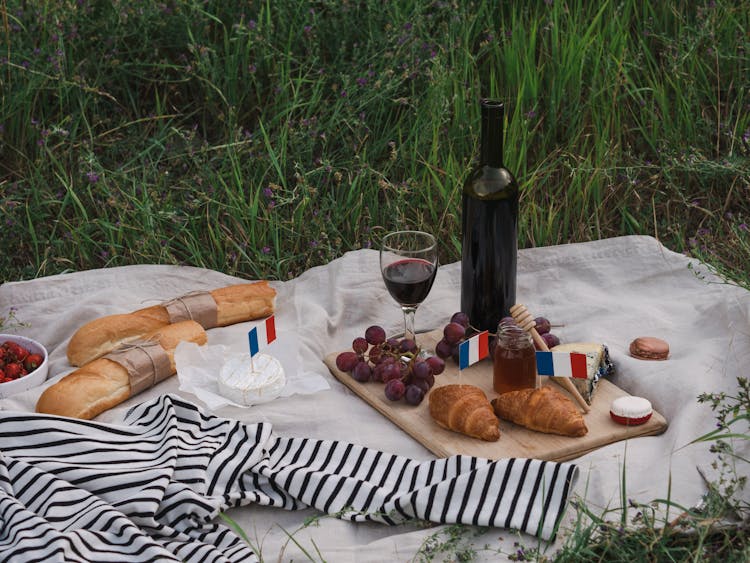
402,306,417,342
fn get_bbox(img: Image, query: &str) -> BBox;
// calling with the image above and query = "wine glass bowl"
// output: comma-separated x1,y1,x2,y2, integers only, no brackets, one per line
380,231,438,345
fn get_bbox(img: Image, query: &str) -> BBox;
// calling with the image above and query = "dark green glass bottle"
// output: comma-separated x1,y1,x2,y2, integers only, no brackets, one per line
460,100,519,332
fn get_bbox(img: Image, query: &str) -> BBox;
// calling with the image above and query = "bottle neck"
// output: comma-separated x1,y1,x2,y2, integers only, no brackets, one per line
480,100,504,168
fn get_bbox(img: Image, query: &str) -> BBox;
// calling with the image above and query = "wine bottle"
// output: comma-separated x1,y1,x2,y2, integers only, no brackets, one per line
460,99,519,332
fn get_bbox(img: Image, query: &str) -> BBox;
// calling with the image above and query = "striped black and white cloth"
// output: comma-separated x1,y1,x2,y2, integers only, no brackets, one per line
0,394,578,562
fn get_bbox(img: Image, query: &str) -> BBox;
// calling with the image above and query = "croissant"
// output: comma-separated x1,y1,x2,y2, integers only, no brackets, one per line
428,384,500,442
490,386,588,437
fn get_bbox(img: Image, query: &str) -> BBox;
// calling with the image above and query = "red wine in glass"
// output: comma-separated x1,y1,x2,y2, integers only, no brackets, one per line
382,258,436,306
380,231,438,349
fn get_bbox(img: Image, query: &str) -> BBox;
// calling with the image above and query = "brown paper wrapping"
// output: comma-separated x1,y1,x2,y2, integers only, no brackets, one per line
164,291,218,329
105,341,173,396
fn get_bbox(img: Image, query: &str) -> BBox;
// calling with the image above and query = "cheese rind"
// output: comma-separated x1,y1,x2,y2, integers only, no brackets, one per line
218,353,286,406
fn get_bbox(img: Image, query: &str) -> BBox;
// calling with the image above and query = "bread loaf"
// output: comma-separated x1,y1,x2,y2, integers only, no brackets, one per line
428,384,500,442
490,386,588,437
67,281,275,366
38,320,207,420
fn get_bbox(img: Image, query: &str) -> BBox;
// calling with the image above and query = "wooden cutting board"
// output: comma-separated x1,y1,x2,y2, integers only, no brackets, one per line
324,330,667,462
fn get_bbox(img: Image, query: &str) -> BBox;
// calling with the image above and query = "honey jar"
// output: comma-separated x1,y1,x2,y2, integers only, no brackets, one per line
492,319,538,394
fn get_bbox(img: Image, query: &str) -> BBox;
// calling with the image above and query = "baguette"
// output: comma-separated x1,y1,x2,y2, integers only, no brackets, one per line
67,281,276,366
490,386,588,437
428,384,500,442
38,320,207,420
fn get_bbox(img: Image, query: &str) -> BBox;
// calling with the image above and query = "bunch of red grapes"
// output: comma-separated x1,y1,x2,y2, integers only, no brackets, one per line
335,325,445,406
434,312,560,363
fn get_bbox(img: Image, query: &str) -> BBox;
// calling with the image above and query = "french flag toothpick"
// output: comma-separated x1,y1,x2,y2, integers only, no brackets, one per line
535,351,588,379
248,315,277,357
458,330,489,370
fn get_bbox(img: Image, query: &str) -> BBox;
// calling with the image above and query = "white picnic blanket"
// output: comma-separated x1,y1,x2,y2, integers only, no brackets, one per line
1,235,749,561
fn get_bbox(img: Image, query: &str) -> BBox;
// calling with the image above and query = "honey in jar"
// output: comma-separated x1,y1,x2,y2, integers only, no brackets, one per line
492,319,538,394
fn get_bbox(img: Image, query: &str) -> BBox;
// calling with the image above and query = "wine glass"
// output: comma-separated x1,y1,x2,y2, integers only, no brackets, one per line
380,230,438,349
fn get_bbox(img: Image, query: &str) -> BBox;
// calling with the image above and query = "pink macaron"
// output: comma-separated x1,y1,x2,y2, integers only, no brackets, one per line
629,336,669,360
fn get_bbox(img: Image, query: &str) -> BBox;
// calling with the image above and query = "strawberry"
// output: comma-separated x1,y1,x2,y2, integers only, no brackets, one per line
4,342,28,362
24,353,43,372
4,362,22,379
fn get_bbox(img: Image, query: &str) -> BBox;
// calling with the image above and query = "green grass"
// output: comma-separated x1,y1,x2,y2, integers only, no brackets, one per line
1,0,749,560
1,0,747,286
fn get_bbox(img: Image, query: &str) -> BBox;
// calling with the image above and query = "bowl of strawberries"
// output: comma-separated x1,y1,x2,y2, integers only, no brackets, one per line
0,335,49,399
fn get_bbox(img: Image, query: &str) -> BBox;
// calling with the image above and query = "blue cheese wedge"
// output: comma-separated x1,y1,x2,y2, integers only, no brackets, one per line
551,342,614,404
218,353,286,406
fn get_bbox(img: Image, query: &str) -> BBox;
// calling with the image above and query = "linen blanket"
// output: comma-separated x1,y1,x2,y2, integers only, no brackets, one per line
1,235,748,561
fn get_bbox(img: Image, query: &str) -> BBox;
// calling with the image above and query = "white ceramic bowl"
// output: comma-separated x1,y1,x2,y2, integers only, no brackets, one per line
0,334,50,399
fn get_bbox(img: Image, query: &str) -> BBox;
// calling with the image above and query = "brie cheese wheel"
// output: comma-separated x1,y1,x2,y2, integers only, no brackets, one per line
218,353,286,406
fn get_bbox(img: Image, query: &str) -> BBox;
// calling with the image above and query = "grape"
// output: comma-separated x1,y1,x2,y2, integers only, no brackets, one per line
451,345,460,364
380,361,402,382
425,356,445,375
336,351,359,372
399,338,417,354
412,379,430,394
499,316,517,327
384,379,406,401
368,344,384,364
365,325,386,345
443,322,466,345
404,384,425,405
411,360,432,381
351,361,372,382
534,317,551,335
435,338,453,359
352,337,369,354
423,371,435,388
450,312,470,328
386,337,401,349
372,362,387,382
542,332,560,348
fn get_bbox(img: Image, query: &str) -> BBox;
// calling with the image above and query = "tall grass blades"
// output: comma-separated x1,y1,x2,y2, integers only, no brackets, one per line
0,0,748,289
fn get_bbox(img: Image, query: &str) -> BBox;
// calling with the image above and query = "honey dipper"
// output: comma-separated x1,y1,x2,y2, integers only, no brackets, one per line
509,303,591,413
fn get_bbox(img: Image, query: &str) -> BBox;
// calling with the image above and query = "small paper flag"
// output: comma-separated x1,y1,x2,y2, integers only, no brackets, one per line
458,330,489,370
248,315,277,357
535,351,588,379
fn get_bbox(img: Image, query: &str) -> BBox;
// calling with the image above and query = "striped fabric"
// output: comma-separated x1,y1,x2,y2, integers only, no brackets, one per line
0,395,578,561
